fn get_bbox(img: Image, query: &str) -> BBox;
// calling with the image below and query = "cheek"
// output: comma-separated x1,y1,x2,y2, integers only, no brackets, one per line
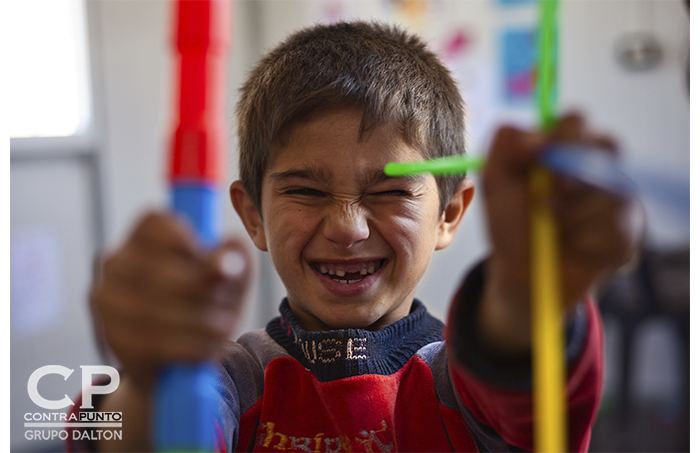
376,208,440,259
265,206,319,260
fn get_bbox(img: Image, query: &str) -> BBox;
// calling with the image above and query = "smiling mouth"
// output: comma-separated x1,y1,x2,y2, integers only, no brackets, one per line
313,259,385,284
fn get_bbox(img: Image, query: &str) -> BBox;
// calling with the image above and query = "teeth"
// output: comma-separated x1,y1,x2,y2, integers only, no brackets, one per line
335,278,364,285
315,260,382,278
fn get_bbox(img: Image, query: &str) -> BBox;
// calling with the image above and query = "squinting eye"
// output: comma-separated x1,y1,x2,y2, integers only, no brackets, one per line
284,188,326,197
374,190,411,196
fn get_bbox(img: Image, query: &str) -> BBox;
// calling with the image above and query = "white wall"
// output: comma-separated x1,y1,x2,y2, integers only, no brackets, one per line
10,157,101,451
559,0,689,246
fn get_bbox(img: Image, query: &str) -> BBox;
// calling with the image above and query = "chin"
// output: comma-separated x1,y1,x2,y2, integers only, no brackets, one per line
291,298,403,332
322,310,389,331
323,317,373,331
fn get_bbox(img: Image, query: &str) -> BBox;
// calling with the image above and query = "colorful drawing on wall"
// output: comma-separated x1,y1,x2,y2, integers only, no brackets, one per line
440,26,497,152
382,0,434,30
497,0,534,6
443,28,472,60
385,0,430,17
310,0,356,24
501,28,536,105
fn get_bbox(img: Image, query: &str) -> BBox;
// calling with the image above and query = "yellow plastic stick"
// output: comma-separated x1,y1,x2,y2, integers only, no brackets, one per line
531,0,567,451
530,167,567,453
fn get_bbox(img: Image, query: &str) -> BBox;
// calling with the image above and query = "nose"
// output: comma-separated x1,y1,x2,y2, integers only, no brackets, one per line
323,201,370,248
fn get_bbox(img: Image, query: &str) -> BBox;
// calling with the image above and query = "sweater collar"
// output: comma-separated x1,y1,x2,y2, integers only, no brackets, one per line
266,298,444,382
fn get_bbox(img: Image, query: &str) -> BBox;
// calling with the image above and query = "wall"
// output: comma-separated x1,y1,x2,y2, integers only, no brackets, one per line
9,0,689,450
93,0,283,331
89,0,691,327
246,0,690,320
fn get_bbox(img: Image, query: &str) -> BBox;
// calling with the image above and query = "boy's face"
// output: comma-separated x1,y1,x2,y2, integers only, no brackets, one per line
233,109,472,331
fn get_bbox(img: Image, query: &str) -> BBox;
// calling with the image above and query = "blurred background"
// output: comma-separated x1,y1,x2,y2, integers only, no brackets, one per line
8,0,690,451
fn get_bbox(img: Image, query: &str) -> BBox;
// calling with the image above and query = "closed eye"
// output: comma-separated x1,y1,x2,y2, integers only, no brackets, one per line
282,187,326,197
371,190,412,196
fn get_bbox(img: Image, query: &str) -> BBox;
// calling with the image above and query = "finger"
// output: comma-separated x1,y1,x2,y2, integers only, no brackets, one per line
558,202,634,267
128,211,201,258
204,240,252,310
208,239,251,281
550,113,618,155
109,275,235,338
109,317,220,365
549,113,586,142
98,286,227,362
590,133,619,154
553,185,625,228
562,223,632,267
103,247,209,302
484,126,545,180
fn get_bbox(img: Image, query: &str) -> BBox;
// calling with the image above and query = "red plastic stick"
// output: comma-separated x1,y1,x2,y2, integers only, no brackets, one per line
169,0,230,184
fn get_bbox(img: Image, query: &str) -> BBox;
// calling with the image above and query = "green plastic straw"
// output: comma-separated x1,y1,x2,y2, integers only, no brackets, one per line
537,0,558,130
384,155,485,177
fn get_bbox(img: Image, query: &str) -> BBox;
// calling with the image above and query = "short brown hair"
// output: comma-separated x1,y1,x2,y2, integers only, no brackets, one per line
236,21,466,213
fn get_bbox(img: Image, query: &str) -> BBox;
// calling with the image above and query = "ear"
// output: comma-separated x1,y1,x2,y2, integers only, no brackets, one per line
230,181,268,251
435,178,475,250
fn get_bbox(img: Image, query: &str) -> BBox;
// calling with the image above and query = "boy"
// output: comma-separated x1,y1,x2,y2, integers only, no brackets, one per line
84,21,634,452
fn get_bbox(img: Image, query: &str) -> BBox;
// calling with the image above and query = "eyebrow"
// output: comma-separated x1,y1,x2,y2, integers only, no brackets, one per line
359,168,426,187
268,166,332,185
268,166,427,187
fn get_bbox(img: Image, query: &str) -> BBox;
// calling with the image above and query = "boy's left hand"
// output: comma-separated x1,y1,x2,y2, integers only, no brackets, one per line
477,114,641,356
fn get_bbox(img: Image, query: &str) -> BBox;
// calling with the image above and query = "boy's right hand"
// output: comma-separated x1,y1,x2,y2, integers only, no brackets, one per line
91,212,250,393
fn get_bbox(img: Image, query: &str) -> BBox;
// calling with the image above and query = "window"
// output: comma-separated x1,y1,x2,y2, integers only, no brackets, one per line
8,0,91,138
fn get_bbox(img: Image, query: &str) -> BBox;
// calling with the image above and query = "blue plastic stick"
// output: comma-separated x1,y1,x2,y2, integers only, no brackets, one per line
155,363,218,453
171,184,223,248
154,184,222,452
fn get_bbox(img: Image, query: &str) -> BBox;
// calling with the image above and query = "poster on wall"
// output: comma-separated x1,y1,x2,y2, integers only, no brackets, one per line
440,27,497,153
500,27,536,106
497,0,534,6
382,0,435,29
309,0,358,24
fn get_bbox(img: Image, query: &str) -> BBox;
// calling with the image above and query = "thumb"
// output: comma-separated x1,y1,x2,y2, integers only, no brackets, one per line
206,239,252,304
484,126,545,182
214,240,251,280
202,240,253,339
